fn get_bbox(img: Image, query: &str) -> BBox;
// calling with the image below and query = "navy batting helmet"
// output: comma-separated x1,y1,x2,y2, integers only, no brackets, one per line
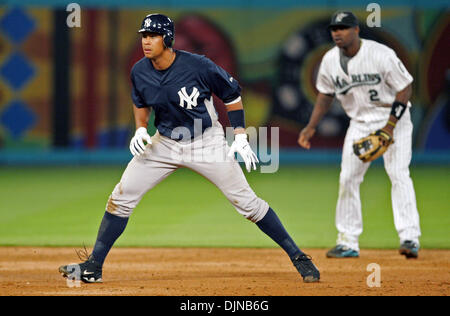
138,13,175,48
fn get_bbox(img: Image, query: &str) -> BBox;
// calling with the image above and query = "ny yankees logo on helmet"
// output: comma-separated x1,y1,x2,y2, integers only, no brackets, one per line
178,86,200,109
138,13,175,48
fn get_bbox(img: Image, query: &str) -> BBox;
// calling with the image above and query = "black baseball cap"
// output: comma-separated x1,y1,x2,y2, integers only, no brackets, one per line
328,11,359,29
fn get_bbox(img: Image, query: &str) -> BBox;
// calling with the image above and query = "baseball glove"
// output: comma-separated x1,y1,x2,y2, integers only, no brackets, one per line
353,129,394,163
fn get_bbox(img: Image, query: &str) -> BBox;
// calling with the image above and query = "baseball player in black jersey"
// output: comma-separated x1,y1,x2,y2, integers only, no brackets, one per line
59,13,320,283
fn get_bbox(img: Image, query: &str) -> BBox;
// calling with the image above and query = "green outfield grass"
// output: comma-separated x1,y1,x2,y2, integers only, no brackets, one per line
0,165,448,249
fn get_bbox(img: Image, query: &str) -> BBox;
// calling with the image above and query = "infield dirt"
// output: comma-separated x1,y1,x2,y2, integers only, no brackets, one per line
0,247,448,296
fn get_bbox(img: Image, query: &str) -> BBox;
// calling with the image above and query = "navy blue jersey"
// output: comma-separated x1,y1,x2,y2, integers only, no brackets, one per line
131,50,241,140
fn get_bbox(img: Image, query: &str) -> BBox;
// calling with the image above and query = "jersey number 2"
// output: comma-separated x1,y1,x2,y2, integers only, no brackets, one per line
369,89,380,101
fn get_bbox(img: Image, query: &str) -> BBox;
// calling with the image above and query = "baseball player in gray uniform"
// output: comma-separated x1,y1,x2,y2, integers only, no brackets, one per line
59,13,320,283
298,11,421,259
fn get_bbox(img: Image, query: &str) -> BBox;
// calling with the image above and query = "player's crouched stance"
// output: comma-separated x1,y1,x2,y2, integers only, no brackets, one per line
298,12,421,259
59,13,319,284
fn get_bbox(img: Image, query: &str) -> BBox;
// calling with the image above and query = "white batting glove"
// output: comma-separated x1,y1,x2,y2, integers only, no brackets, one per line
129,127,152,156
228,133,259,172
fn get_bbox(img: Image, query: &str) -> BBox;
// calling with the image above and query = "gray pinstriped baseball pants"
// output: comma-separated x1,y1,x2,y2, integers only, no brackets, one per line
105,126,269,223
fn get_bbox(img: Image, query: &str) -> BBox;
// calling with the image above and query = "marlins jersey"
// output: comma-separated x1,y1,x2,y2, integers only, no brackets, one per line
316,39,413,123
131,50,241,139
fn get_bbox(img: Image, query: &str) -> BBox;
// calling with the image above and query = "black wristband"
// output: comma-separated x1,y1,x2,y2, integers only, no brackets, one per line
390,101,407,120
227,109,245,129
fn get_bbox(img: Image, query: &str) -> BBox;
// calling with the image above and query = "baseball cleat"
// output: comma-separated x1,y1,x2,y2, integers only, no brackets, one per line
292,253,320,283
326,245,359,258
399,240,419,259
59,255,103,283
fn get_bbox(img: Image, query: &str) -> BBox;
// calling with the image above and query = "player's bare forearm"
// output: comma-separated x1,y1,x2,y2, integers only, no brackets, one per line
298,93,334,149
307,93,334,129
133,105,151,130
396,83,412,104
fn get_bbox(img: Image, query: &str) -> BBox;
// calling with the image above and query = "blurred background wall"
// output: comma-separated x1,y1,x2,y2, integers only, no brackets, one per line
0,0,449,164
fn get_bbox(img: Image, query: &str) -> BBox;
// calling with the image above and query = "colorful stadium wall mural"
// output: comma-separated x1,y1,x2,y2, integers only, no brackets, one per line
0,3,449,154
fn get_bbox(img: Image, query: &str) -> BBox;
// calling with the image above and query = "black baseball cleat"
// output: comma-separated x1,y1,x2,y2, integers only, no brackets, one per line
399,240,419,259
59,253,103,283
292,253,320,283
